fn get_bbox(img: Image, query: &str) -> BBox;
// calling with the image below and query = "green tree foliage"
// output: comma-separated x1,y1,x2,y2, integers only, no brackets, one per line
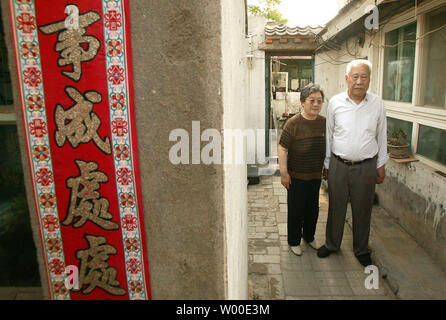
248,0,288,24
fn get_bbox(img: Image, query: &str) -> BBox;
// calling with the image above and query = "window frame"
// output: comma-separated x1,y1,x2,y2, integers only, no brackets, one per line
0,105,17,124
378,0,446,171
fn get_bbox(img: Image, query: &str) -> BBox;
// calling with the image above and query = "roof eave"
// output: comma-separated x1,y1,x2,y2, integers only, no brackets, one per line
318,0,378,42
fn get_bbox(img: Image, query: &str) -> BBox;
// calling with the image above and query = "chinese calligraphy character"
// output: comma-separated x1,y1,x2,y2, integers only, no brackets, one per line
63,160,118,230
39,6,100,81
55,86,111,154
76,235,126,295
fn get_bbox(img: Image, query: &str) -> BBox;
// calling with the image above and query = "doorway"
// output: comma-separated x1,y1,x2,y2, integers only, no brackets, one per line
265,53,315,158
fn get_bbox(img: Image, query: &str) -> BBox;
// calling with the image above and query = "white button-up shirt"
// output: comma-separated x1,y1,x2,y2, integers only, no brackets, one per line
324,91,389,169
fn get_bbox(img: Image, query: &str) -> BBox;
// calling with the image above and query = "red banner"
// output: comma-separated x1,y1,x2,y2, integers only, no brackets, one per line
9,0,151,299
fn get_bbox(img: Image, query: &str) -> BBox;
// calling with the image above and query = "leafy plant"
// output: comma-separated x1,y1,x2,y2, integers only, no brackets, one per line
388,128,408,146
248,0,288,24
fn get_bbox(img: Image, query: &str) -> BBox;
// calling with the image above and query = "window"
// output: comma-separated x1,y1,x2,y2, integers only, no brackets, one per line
417,125,446,166
381,1,446,170
271,56,313,94
422,7,446,109
382,22,416,103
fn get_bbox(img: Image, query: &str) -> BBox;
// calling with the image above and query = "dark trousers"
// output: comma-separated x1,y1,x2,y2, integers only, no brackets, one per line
325,155,377,256
287,178,322,246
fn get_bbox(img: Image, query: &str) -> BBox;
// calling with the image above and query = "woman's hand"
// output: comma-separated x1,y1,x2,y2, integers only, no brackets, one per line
281,172,291,190
323,168,329,181
278,145,290,189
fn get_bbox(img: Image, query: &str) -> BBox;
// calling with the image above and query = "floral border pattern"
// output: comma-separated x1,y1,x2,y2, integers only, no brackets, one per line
11,0,70,300
102,0,148,300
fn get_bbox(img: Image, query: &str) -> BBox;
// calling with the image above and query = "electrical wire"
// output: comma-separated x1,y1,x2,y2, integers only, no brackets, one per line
313,28,360,65
314,33,340,52
345,38,359,58
320,0,422,52
365,0,416,51
248,1,445,63
250,18,445,62
380,22,446,48
314,52,352,67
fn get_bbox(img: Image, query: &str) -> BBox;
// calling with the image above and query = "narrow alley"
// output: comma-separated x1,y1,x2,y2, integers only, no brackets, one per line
248,175,446,300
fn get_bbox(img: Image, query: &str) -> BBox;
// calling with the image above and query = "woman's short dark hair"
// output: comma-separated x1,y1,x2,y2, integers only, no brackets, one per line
300,83,325,103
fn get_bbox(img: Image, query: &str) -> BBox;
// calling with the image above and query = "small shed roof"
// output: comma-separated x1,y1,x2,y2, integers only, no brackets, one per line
265,24,324,37
260,23,323,53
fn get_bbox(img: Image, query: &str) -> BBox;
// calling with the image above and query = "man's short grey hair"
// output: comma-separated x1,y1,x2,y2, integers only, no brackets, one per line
346,59,372,75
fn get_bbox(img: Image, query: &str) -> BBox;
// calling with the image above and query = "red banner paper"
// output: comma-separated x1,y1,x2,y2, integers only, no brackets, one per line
9,0,151,300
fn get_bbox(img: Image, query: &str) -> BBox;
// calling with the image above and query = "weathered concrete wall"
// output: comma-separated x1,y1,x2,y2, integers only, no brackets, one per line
221,0,249,299
376,161,446,272
1,0,49,299
130,0,227,299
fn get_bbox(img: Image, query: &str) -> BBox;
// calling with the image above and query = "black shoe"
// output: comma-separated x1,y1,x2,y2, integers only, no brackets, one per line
356,253,372,267
317,245,332,258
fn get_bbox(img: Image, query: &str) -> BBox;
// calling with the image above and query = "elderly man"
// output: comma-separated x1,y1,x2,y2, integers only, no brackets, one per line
317,59,389,267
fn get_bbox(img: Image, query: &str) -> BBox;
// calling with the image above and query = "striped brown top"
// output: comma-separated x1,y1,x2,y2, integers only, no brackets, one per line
279,113,326,180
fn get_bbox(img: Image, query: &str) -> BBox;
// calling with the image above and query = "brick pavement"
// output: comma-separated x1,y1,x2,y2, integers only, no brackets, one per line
1,175,398,301
248,175,395,300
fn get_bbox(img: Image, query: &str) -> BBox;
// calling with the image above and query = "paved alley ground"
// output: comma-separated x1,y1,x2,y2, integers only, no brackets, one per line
2,174,445,300
248,175,396,300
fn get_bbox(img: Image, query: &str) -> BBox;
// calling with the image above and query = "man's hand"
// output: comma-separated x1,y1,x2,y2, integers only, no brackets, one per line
376,165,385,184
323,168,329,181
281,172,291,190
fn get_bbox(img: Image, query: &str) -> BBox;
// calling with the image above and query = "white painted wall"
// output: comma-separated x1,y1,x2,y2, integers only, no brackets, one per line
247,16,267,162
221,0,249,299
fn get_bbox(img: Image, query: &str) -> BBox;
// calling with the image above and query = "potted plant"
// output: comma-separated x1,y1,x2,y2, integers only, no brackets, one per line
387,128,411,158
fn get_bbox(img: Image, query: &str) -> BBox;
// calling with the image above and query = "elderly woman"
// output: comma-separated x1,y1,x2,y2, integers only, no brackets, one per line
278,83,326,256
